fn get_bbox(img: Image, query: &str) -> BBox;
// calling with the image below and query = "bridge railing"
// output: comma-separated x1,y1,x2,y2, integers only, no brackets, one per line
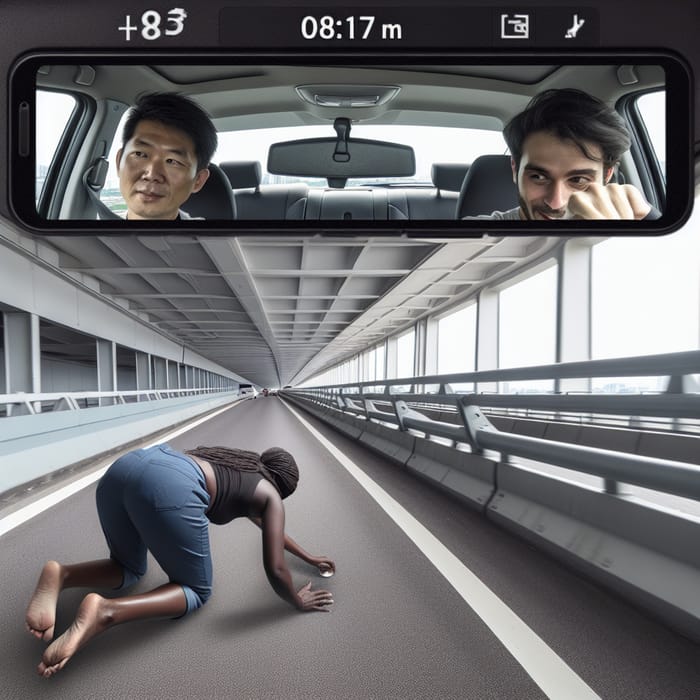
0,388,244,496
0,386,228,417
289,348,700,431
281,350,700,642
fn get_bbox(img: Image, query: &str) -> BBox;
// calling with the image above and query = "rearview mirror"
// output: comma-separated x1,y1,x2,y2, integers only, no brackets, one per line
268,137,415,182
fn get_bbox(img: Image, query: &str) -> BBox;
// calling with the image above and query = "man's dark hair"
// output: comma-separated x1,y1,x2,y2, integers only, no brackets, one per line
503,88,631,172
121,92,218,170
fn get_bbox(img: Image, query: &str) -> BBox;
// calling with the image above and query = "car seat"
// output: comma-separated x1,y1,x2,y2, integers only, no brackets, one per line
455,154,519,218
180,163,237,219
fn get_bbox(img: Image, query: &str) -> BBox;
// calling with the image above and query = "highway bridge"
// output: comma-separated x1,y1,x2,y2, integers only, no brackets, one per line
2,209,700,698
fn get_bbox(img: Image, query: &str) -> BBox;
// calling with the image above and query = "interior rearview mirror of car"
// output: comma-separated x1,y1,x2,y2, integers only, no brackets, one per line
9,52,693,236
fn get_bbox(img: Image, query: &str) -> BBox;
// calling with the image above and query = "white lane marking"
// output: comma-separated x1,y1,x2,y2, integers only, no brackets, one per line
283,402,601,700
0,401,242,538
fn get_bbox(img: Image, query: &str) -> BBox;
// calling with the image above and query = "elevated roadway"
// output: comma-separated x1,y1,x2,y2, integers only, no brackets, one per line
2,398,699,699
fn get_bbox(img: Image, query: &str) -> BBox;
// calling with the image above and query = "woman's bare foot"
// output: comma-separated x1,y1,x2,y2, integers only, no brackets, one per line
38,593,110,677
25,561,65,642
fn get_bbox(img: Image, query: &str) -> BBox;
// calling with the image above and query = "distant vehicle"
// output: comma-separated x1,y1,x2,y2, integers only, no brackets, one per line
239,384,255,398
262,388,269,397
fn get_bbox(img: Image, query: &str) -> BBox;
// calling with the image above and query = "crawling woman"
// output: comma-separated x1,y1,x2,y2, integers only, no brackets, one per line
25,443,335,677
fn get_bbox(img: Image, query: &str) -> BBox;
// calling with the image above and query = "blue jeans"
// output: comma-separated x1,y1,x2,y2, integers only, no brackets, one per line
96,444,212,614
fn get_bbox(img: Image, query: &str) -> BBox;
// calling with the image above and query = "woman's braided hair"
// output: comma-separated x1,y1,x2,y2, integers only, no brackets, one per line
185,446,299,499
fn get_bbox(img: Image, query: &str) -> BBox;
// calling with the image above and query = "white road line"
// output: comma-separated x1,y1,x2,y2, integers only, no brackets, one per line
0,402,241,538
284,401,601,700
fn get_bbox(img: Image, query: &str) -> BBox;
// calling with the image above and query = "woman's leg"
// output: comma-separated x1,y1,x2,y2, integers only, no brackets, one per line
29,445,212,676
37,582,187,677
26,559,124,641
26,449,149,643
127,446,213,614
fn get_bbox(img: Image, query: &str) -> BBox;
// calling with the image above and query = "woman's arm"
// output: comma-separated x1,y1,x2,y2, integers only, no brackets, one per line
250,516,335,576
257,493,334,612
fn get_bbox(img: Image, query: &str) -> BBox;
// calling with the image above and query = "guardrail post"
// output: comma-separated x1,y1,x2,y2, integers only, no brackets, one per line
392,400,433,434
359,386,371,420
665,374,685,432
603,479,624,495
458,402,499,455
391,399,407,431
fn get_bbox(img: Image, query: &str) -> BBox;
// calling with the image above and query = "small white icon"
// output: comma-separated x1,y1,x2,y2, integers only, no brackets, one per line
500,13,530,39
565,14,586,39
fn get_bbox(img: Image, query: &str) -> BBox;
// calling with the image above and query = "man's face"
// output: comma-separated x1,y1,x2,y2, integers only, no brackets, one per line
513,130,613,220
116,119,209,220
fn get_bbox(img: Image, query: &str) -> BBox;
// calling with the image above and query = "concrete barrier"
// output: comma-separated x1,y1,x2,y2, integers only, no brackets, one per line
282,390,700,642
488,461,700,642
0,393,239,494
406,437,497,511
326,409,366,439
636,431,700,465
358,420,415,466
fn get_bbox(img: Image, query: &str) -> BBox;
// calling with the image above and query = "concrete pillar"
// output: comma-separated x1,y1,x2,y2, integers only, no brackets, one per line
96,338,116,406
376,341,387,381
3,311,41,415
153,357,167,390
4,311,41,392
168,360,179,392
475,289,499,393
415,319,427,377
386,337,398,379
135,351,150,399
424,317,439,377
179,364,186,391
557,240,593,393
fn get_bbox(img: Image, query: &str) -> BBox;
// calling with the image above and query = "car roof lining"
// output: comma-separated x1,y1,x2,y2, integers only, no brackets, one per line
36,62,666,133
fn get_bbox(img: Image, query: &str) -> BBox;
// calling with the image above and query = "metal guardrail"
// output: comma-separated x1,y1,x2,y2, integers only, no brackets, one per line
464,405,700,501
336,391,699,419
310,350,700,392
287,390,700,502
0,387,236,417
284,353,700,643
283,350,700,501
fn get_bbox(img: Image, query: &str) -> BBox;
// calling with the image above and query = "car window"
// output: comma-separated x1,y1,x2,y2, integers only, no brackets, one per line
635,91,665,181
35,90,77,204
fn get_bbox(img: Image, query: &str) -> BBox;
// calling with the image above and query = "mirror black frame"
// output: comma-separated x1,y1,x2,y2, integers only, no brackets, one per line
8,51,693,237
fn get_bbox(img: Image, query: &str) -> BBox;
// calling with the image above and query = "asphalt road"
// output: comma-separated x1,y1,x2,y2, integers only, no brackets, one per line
2,397,699,699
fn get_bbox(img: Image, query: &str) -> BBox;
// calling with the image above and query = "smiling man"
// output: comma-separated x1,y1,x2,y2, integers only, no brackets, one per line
472,88,660,221
116,93,217,220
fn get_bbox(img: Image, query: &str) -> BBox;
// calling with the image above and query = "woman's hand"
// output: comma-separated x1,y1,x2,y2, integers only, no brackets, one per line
310,556,336,578
296,581,334,612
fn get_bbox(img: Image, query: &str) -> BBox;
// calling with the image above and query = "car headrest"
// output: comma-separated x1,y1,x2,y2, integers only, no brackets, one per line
456,155,519,218
181,163,237,219
431,163,470,192
219,161,262,190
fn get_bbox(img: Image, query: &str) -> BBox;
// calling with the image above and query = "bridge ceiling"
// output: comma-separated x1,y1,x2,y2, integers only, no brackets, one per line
44,233,558,387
